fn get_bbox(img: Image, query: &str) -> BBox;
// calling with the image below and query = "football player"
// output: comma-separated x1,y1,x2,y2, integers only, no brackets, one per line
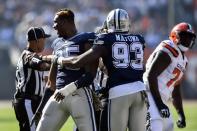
73,24,109,131
54,9,147,131
143,22,196,131
33,9,98,131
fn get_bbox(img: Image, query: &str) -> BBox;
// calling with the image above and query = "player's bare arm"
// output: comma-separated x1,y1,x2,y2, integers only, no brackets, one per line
46,63,58,91
172,83,186,128
83,42,99,80
56,45,106,69
147,50,171,118
41,55,54,62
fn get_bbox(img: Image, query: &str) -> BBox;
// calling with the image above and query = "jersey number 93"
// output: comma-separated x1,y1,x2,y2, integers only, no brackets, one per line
112,42,143,69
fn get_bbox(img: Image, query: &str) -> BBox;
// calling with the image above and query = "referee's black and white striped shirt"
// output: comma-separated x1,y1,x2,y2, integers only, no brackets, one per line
15,49,46,99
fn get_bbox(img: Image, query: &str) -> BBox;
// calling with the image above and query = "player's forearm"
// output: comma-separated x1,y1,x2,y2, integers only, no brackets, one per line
56,56,87,68
41,55,54,63
46,63,57,91
148,76,163,105
61,57,81,68
57,48,99,68
172,85,185,118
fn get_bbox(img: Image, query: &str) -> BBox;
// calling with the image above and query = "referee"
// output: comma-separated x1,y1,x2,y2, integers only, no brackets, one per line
13,27,51,131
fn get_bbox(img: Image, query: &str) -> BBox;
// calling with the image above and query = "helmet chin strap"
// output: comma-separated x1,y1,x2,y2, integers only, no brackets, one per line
178,44,189,52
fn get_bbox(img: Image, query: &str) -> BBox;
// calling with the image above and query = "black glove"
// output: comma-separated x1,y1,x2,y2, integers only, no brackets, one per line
157,102,170,118
30,111,42,127
176,113,186,128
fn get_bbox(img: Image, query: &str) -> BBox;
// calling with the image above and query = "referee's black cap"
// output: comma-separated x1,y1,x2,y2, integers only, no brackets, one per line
27,27,51,41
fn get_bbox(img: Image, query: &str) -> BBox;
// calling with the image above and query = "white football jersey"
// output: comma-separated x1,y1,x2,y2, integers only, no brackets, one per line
143,40,188,101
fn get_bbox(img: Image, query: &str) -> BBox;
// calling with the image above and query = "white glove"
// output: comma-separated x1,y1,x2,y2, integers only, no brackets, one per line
54,82,77,102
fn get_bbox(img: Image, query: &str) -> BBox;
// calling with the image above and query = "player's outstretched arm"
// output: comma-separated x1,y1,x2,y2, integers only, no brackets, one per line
54,45,105,69
172,84,186,128
147,51,171,118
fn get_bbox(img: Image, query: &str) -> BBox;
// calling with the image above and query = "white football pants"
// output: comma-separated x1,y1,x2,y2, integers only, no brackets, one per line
108,92,146,131
147,91,174,131
36,87,97,131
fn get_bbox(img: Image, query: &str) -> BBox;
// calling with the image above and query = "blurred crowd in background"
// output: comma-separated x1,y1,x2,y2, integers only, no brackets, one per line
1,0,197,49
1,0,197,99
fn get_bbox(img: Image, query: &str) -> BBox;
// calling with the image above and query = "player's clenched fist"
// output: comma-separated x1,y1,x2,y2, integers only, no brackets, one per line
157,102,170,118
176,112,186,128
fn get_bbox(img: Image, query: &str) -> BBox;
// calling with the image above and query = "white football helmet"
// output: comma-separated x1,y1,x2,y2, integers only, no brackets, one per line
106,8,130,32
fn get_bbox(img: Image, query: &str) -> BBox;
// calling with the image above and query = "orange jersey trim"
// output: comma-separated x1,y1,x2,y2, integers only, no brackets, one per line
163,43,179,57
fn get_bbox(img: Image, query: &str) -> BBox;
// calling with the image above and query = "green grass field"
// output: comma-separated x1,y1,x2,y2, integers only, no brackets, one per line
0,101,196,131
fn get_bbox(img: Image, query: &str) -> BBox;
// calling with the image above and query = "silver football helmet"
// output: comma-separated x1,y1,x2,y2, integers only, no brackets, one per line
106,8,130,32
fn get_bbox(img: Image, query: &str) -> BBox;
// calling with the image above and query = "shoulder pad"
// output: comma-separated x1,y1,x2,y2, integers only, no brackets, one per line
93,34,105,45
137,34,145,40
86,32,96,42
64,40,75,46
51,38,65,51
94,38,104,45
137,34,145,45
161,41,179,57
69,32,96,43
94,33,115,45
97,33,108,39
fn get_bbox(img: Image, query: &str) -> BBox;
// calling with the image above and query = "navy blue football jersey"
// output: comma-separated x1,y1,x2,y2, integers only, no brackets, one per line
94,32,145,88
52,32,96,88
